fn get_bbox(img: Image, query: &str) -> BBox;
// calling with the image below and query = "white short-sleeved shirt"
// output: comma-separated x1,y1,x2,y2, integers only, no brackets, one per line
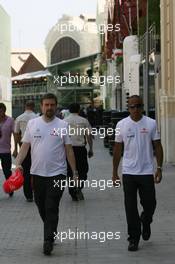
14,111,37,137
64,114,91,146
115,115,160,175
22,116,71,177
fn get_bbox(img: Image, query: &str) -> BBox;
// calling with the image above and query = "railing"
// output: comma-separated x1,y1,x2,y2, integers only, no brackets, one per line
139,23,160,59
13,83,48,96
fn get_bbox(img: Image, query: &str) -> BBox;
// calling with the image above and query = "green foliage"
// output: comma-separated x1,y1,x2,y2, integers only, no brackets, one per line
139,0,160,35
100,63,107,74
116,56,123,66
149,0,160,33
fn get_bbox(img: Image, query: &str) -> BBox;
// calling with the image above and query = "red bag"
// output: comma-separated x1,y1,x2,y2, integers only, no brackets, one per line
3,169,24,193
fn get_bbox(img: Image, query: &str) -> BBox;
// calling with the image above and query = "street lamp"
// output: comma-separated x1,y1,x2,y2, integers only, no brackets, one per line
137,0,139,36
144,0,149,116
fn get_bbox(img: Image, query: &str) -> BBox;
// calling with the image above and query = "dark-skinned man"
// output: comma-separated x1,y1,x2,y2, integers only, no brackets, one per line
112,95,163,251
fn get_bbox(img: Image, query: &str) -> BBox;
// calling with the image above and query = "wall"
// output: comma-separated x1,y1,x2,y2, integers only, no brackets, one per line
45,15,99,65
0,5,11,116
160,0,175,163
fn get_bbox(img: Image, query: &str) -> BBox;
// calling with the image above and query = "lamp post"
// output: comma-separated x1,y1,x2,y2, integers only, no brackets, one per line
137,0,139,36
144,0,149,115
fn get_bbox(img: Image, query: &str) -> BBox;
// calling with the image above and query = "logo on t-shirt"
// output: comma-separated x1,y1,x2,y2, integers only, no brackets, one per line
127,128,135,138
140,127,149,133
33,128,41,138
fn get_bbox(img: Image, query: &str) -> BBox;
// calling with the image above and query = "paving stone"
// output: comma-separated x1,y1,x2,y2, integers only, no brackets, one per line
0,137,174,263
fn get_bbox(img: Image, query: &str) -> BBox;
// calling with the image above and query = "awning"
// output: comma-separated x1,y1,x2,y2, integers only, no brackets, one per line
12,69,52,81
47,53,100,73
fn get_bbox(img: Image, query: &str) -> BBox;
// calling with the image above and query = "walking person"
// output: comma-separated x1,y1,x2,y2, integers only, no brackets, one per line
87,104,96,127
112,95,163,251
13,101,37,202
65,103,93,201
15,93,78,255
0,103,15,197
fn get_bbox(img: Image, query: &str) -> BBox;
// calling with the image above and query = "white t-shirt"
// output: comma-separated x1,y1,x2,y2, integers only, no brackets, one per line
115,115,160,175
64,113,91,146
22,116,71,177
15,110,37,137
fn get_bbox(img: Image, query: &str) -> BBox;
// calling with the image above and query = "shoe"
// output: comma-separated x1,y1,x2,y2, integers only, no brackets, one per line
142,223,151,241
9,192,14,197
128,240,139,251
26,198,33,202
43,240,53,255
140,212,151,241
76,189,84,200
71,195,79,201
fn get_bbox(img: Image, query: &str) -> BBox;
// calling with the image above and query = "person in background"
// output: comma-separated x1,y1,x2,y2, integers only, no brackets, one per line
65,103,93,201
79,106,87,118
13,101,37,202
87,104,96,127
0,103,15,197
60,109,70,119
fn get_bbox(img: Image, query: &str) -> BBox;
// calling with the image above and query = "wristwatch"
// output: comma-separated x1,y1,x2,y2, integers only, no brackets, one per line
16,165,23,169
157,166,162,170
73,170,78,175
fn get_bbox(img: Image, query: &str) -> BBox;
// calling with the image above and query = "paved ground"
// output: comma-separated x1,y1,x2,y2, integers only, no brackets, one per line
0,137,174,264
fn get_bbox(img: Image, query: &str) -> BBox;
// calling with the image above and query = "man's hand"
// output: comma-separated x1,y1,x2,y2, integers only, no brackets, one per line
88,150,93,158
154,169,162,184
73,170,79,187
12,149,18,158
15,165,23,172
112,173,121,187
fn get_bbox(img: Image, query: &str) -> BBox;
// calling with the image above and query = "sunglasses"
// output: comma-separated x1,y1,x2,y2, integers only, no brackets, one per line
128,104,143,109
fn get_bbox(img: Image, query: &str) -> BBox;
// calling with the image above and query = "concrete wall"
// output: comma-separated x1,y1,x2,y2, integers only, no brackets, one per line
160,0,175,163
45,15,99,65
0,5,11,116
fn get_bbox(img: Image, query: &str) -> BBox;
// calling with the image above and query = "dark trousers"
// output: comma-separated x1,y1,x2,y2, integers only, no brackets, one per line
32,174,66,242
0,153,12,179
67,146,88,197
22,149,33,199
123,174,156,241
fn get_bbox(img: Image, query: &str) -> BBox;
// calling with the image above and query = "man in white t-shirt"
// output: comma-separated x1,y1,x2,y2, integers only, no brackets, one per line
15,93,78,256
13,101,37,202
112,95,163,252
65,103,93,201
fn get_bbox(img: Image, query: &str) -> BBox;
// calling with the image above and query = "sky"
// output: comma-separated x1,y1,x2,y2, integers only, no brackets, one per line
0,0,98,49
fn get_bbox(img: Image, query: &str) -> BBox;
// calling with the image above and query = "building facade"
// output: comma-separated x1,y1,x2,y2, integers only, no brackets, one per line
45,14,100,108
11,49,48,117
97,0,148,110
160,0,175,163
0,5,11,115
45,14,99,65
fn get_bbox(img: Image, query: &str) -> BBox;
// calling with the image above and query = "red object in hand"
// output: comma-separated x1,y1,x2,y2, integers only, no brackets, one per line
3,169,24,193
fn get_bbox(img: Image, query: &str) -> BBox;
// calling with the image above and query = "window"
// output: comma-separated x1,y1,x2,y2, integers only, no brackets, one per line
51,37,80,64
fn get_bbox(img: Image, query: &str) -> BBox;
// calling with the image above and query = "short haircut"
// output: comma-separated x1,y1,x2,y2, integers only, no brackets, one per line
128,95,142,100
128,95,143,104
25,100,35,109
69,103,80,113
0,103,6,112
40,93,57,105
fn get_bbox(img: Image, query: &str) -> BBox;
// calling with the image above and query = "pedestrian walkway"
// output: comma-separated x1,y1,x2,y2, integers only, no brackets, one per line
0,137,174,264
